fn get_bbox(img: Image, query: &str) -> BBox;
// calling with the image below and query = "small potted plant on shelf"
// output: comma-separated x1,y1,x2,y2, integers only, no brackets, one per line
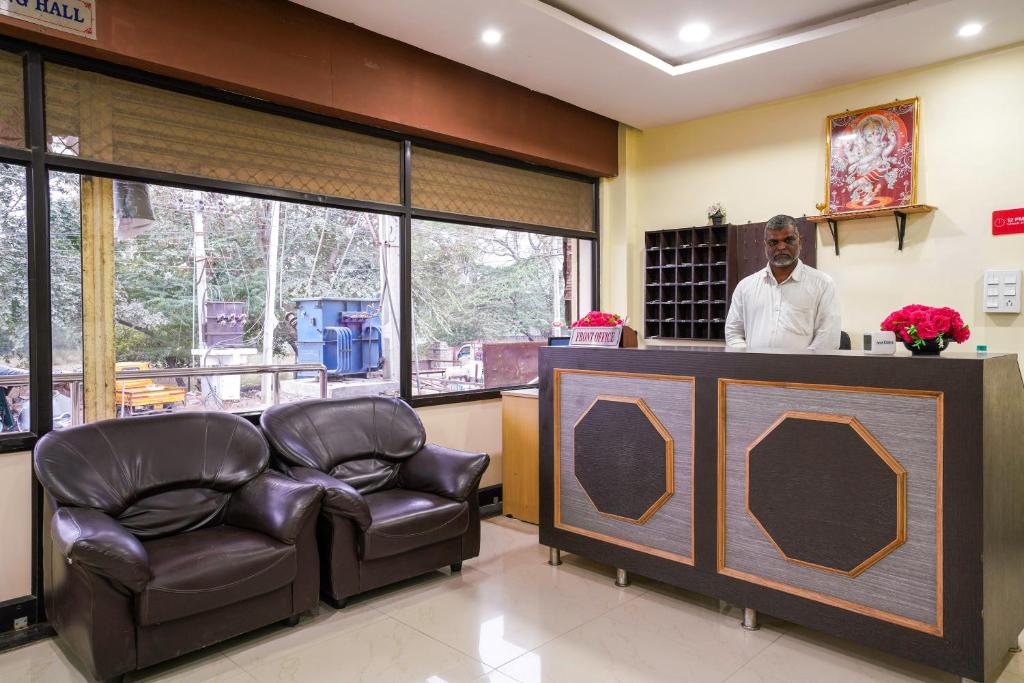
569,311,638,348
880,304,970,355
708,202,727,226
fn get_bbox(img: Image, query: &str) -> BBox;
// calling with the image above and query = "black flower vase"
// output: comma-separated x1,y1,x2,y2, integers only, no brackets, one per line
903,337,951,356
710,215,725,226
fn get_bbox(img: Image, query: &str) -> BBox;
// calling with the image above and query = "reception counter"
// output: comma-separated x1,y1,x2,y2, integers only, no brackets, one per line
538,346,1024,682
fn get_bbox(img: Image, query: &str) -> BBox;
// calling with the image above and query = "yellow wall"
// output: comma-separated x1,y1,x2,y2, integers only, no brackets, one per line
417,400,503,490
604,44,1024,361
0,451,32,601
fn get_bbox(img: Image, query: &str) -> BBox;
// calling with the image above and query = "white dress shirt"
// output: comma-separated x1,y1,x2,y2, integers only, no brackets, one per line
725,260,841,351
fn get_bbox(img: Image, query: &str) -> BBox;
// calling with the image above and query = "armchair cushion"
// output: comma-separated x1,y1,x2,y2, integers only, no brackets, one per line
138,526,295,625
53,507,151,592
361,490,468,561
223,471,323,544
286,466,372,531
398,444,490,502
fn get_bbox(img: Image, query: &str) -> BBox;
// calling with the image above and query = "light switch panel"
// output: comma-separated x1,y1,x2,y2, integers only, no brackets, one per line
984,269,1022,313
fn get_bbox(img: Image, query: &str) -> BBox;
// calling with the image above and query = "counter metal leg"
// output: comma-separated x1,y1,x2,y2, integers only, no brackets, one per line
615,568,630,587
741,607,760,631
548,547,562,566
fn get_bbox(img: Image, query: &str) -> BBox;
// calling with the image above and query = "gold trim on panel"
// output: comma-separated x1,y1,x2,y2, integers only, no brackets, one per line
743,411,907,578
718,566,942,636
553,368,695,566
572,395,674,525
717,378,944,636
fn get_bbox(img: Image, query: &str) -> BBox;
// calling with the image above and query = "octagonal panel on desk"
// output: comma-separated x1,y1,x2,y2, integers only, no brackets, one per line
745,411,907,577
573,396,674,524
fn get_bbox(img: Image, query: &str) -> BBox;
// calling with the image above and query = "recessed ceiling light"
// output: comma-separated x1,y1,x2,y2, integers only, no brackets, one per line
958,22,983,37
678,23,711,43
482,29,503,46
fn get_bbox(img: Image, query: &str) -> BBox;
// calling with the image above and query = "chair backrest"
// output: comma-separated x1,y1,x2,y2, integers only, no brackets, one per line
261,396,425,494
34,412,268,539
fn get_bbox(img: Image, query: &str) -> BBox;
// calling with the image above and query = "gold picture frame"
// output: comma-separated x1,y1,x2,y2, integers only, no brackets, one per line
824,98,920,215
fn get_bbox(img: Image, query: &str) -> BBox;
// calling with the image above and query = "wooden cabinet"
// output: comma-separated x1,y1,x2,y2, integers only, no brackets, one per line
501,388,539,524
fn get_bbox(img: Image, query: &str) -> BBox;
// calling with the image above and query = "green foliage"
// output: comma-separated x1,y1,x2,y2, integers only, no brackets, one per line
1,172,572,373
411,221,568,354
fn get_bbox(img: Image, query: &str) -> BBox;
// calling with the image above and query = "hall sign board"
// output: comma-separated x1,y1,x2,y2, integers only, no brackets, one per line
569,326,622,347
0,0,96,40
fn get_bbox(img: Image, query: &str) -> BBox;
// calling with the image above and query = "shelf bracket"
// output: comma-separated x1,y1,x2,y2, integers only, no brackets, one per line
894,211,908,251
826,219,839,256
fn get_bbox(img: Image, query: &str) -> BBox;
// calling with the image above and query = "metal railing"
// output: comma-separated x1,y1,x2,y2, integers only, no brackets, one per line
0,363,327,428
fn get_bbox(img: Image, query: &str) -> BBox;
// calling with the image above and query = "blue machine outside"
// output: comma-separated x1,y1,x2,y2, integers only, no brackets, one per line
295,298,383,377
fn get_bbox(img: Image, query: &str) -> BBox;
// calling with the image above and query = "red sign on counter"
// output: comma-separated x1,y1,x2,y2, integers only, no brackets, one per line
993,208,1024,235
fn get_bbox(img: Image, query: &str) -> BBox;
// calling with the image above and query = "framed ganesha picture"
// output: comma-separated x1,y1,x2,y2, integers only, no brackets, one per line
825,98,919,214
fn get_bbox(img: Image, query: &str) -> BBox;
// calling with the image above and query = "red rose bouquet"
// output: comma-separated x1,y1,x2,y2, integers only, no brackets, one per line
880,304,970,349
571,311,624,328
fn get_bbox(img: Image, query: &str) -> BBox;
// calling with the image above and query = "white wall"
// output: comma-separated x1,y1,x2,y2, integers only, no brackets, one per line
604,44,1024,365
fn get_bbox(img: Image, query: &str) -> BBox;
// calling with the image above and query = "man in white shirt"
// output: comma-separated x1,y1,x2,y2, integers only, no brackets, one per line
725,214,841,351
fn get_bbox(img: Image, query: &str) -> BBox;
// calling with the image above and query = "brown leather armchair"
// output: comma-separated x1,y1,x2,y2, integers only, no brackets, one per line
261,396,489,608
33,412,324,683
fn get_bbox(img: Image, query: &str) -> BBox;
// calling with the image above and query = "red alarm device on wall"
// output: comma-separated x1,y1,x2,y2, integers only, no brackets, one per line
993,208,1024,235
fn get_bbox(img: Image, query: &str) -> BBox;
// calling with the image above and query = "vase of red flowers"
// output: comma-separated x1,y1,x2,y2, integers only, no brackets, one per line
572,311,623,328
880,304,970,356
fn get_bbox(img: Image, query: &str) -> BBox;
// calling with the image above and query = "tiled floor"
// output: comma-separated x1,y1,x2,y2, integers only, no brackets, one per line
2,516,1022,682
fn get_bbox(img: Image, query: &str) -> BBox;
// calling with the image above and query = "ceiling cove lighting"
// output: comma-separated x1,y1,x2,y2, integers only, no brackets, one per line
482,29,503,45
958,22,983,37
678,23,711,43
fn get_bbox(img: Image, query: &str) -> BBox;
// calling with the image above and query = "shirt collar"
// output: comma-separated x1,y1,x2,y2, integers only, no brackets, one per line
763,259,805,285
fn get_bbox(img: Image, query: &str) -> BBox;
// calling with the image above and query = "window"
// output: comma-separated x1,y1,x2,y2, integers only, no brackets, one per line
410,219,591,395
50,174,401,421
50,171,85,429
0,163,30,432
2,50,598,437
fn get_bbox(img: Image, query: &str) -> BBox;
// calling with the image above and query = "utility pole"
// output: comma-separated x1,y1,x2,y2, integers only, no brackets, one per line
261,201,282,403
193,190,207,353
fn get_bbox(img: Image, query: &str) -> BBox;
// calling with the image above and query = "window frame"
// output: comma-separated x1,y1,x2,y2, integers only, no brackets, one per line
0,34,600,452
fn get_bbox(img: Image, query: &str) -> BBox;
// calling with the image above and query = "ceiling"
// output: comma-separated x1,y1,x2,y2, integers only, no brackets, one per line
292,0,1024,129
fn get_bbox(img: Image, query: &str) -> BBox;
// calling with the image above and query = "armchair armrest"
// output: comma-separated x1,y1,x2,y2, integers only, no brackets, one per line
52,507,151,592
224,471,324,544
286,467,371,531
398,443,490,502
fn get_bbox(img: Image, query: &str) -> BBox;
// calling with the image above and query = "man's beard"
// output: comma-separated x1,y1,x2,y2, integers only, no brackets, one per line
770,253,796,267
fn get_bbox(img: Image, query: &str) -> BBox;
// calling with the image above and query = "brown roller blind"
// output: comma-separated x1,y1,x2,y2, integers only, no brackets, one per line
411,146,595,232
0,51,24,149
44,64,401,204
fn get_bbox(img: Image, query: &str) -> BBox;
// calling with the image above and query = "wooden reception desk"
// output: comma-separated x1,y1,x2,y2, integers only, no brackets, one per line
538,346,1024,682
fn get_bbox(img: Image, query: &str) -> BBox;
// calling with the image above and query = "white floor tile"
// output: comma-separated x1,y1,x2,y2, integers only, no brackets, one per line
2,516,1015,683
0,639,88,683
386,557,643,668
227,615,488,683
723,628,959,683
131,651,256,682
497,615,741,683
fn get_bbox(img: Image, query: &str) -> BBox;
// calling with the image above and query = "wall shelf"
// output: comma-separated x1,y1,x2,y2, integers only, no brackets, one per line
807,204,936,255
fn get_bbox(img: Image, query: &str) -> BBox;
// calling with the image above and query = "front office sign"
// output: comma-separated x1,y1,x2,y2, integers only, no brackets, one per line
0,0,96,40
569,326,622,347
